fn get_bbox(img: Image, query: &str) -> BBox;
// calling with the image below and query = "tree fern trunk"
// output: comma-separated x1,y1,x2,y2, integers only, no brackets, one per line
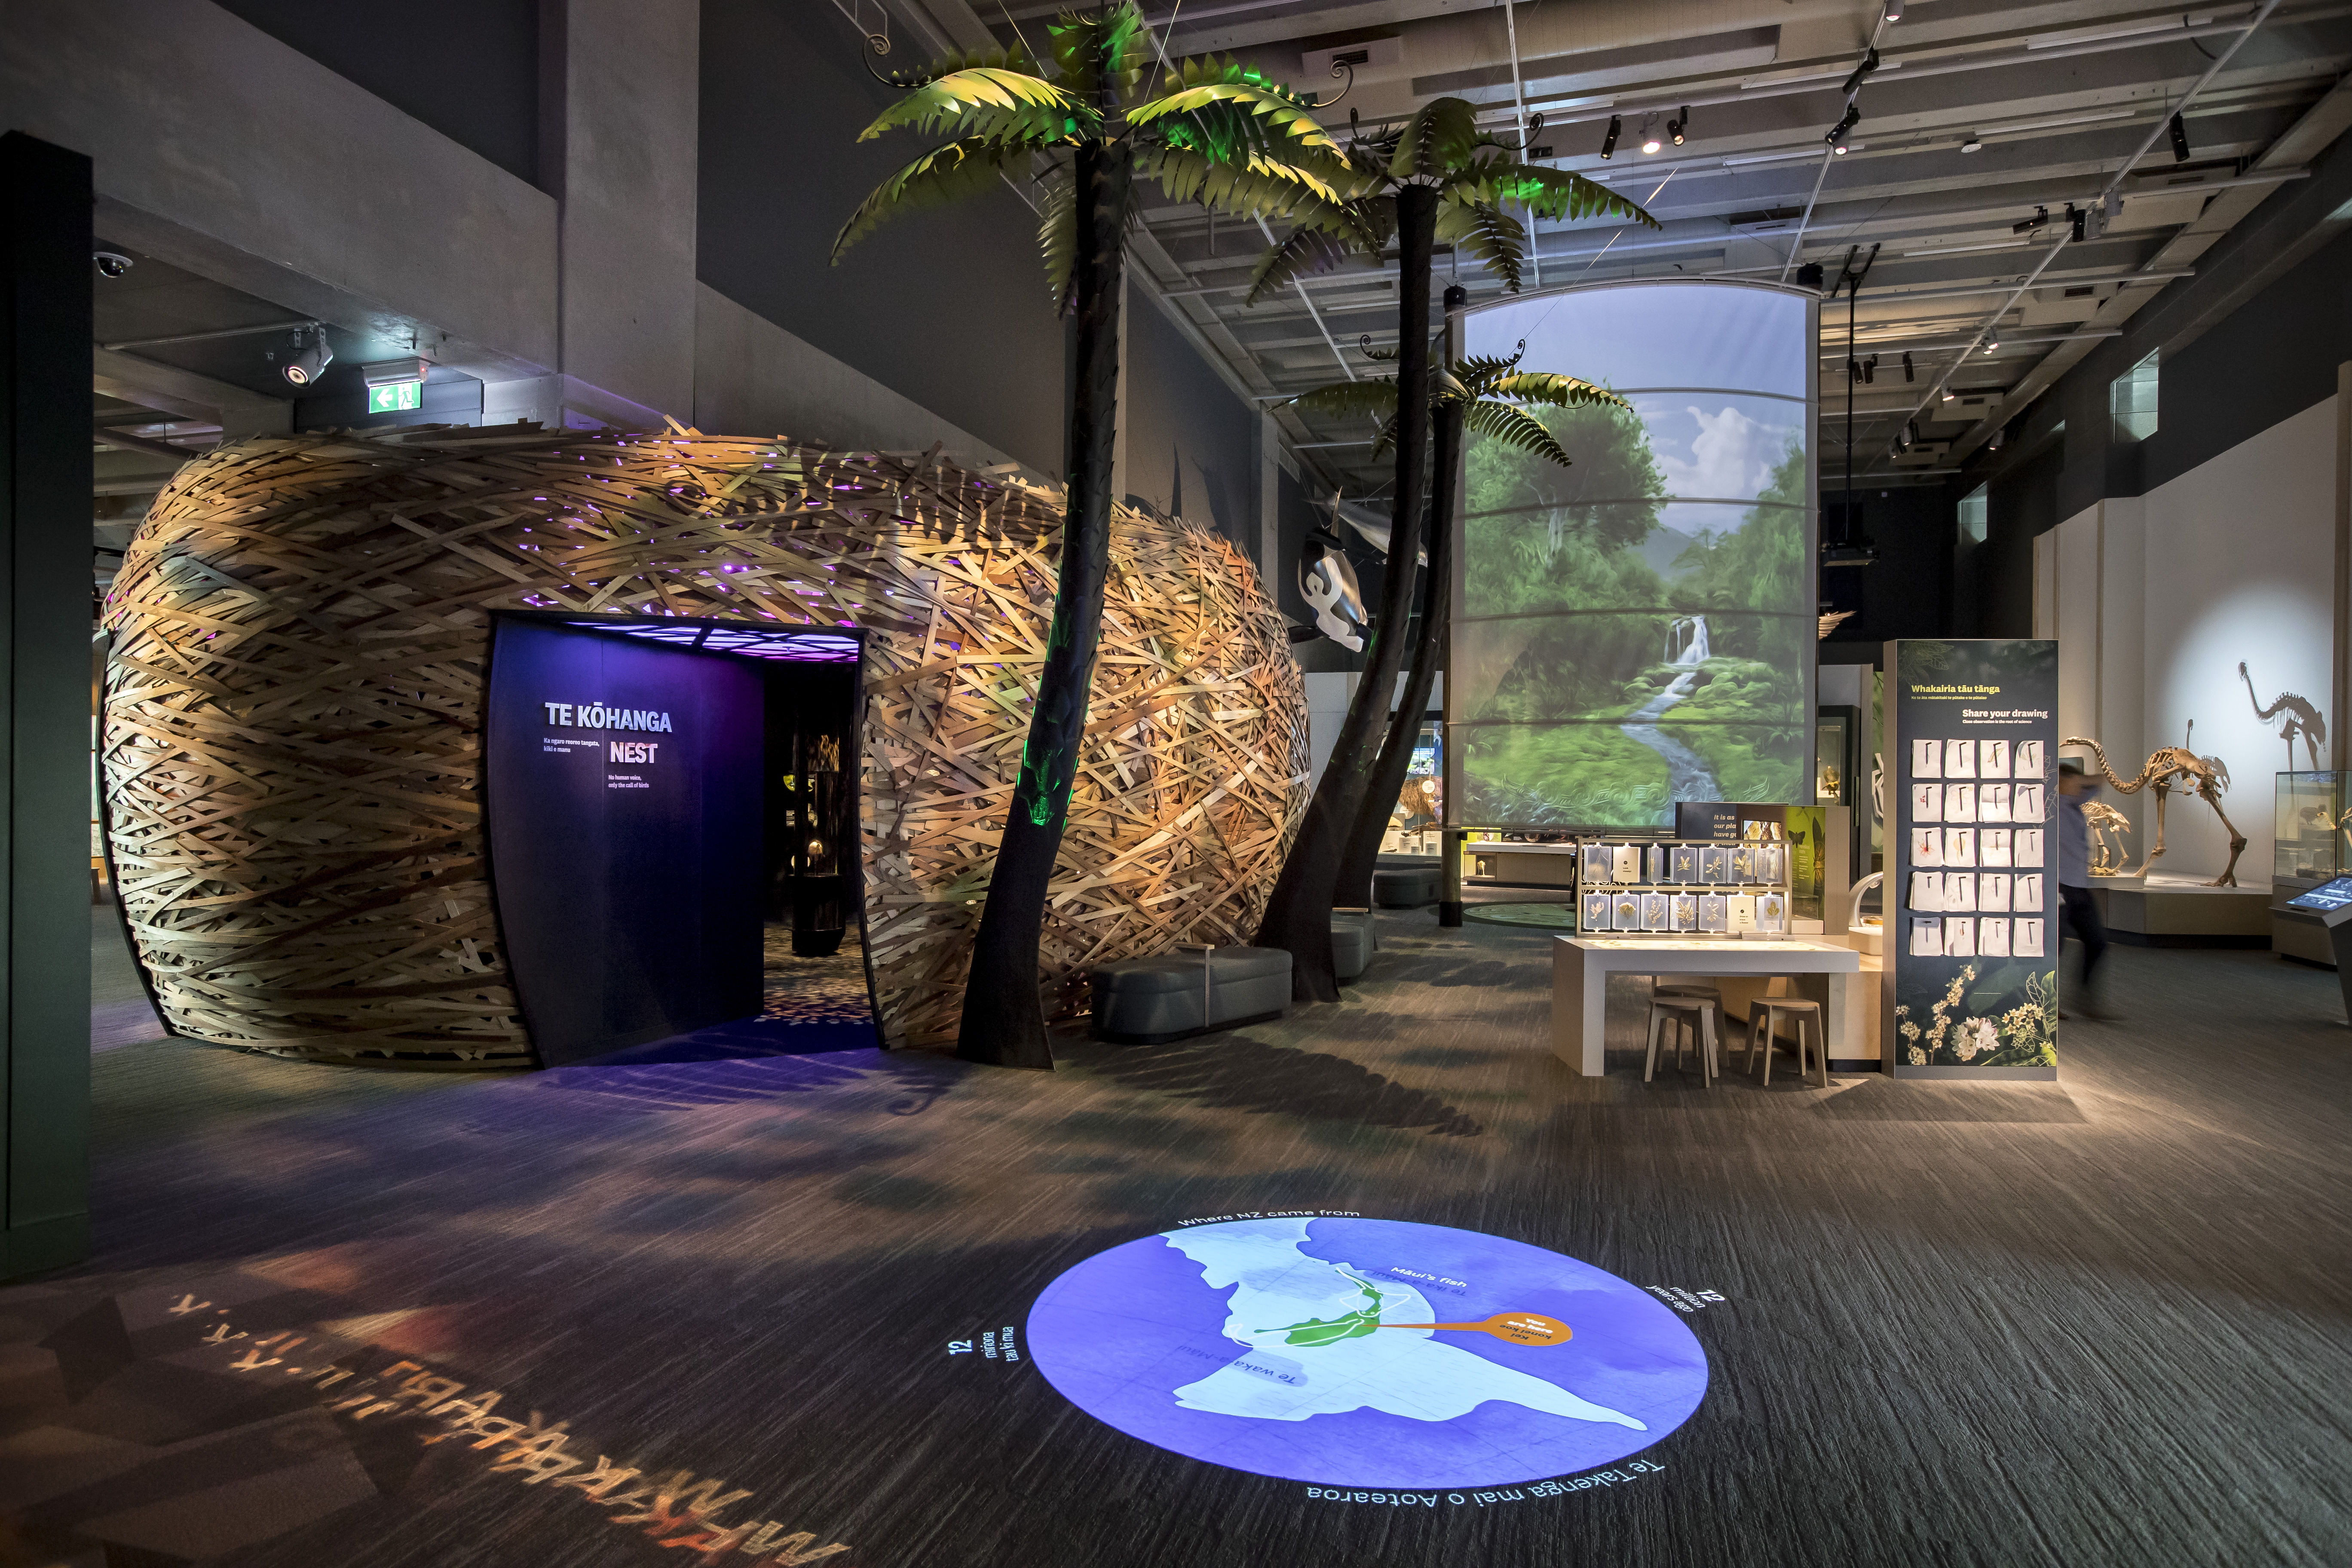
1252,184,1437,1001
956,138,1129,1069
1335,304,1464,906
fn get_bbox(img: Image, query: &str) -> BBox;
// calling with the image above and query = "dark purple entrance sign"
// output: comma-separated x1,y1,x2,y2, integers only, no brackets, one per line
486,619,766,1066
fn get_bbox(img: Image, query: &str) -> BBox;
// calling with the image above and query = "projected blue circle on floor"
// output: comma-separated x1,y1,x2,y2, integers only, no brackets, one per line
1026,1217,1707,1489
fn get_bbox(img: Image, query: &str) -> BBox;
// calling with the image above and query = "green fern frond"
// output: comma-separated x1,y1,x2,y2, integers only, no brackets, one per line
1239,221,1353,305
859,67,1081,143
1130,78,1342,156
1275,377,1399,420
833,138,1025,262
1437,200,1526,291
1489,371,1626,410
1390,97,1482,179
1462,401,1574,468
1504,165,1660,228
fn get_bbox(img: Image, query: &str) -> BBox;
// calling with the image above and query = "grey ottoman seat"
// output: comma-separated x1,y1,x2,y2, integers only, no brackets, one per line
1373,862,1441,908
1091,945,1292,1044
1331,910,1377,981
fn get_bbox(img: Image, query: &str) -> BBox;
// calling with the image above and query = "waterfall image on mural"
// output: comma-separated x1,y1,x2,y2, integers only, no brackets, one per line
1455,395,1808,827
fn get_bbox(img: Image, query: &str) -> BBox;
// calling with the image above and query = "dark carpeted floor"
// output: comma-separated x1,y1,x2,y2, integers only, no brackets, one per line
4,907,2347,1567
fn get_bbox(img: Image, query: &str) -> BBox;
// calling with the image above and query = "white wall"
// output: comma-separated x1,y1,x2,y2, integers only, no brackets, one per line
2037,394,2340,882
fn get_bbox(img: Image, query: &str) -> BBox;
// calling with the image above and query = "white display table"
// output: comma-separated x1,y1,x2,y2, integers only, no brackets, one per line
1550,936,1862,1076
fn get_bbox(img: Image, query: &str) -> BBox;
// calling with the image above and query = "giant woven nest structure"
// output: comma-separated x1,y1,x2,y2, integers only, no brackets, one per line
101,423,1308,1065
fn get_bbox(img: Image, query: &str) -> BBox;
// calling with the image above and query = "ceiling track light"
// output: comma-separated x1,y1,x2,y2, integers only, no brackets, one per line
1981,334,2001,355
1960,132,1983,154
1668,106,1688,146
1841,47,1881,97
2168,112,2193,163
1881,0,1904,21
1902,352,1915,383
1640,114,1662,155
1863,354,1878,384
279,326,333,387
1827,105,1861,155
1599,115,1621,160
2012,205,2051,236
2067,203,2087,242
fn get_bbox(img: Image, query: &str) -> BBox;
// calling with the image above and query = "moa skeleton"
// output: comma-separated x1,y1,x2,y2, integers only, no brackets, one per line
2081,801,2132,877
2062,723,2248,887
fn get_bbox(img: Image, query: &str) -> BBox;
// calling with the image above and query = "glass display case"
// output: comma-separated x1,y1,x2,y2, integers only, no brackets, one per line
2276,771,2348,888
1380,723,1443,857
1815,707,1855,806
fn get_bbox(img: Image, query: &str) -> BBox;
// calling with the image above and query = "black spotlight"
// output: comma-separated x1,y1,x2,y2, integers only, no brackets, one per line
1669,106,1688,146
1902,351,1915,382
2168,113,2191,163
1796,261,1825,290
1600,116,1621,159
1863,354,1877,384
1848,358,1863,383
2068,203,2086,242
1827,105,1861,154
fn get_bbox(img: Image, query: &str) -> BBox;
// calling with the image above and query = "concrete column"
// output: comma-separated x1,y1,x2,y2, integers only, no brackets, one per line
2,134,95,1279
1254,411,1281,586
532,0,701,427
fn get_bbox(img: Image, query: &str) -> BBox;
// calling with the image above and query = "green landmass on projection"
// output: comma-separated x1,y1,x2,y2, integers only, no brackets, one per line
1166,1219,1648,1428
1264,1265,1386,1347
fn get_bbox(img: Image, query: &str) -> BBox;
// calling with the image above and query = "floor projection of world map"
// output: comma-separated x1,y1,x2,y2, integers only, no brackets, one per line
1026,1217,1708,1488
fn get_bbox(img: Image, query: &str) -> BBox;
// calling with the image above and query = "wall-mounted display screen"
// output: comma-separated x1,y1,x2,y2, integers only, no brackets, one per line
1449,281,1814,829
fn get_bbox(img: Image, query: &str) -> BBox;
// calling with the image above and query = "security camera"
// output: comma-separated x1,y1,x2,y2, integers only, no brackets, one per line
280,327,333,387
93,251,133,279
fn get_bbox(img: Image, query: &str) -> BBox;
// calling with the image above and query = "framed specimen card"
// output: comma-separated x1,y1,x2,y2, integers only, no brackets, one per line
1671,892,1698,931
1612,894,1641,930
1699,845,1732,884
1671,845,1698,883
1645,844,1671,884
1697,893,1728,933
1884,639,2060,1079
1943,917,1975,958
1611,845,1643,883
1581,891,1612,931
1726,894,1758,935
1580,844,1613,884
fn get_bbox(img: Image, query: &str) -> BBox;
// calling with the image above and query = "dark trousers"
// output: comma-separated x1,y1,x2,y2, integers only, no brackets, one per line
2058,882,2107,989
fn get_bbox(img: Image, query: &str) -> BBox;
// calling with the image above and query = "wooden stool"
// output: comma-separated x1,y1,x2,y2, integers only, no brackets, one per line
1645,998,1719,1087
1655,983,1725,1053
1746,995,1826,1087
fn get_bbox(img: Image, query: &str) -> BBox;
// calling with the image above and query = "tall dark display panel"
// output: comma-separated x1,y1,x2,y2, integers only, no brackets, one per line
1883,640,2060,1080
486,620,766,1066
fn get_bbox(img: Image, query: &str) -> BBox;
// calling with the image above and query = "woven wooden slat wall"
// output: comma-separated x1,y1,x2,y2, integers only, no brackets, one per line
99,424,1307,1064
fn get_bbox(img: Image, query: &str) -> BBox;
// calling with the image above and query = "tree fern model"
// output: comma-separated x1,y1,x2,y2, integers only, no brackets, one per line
1290,329,1629,907
833,4,1356,1069
1242,99,1656,1000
